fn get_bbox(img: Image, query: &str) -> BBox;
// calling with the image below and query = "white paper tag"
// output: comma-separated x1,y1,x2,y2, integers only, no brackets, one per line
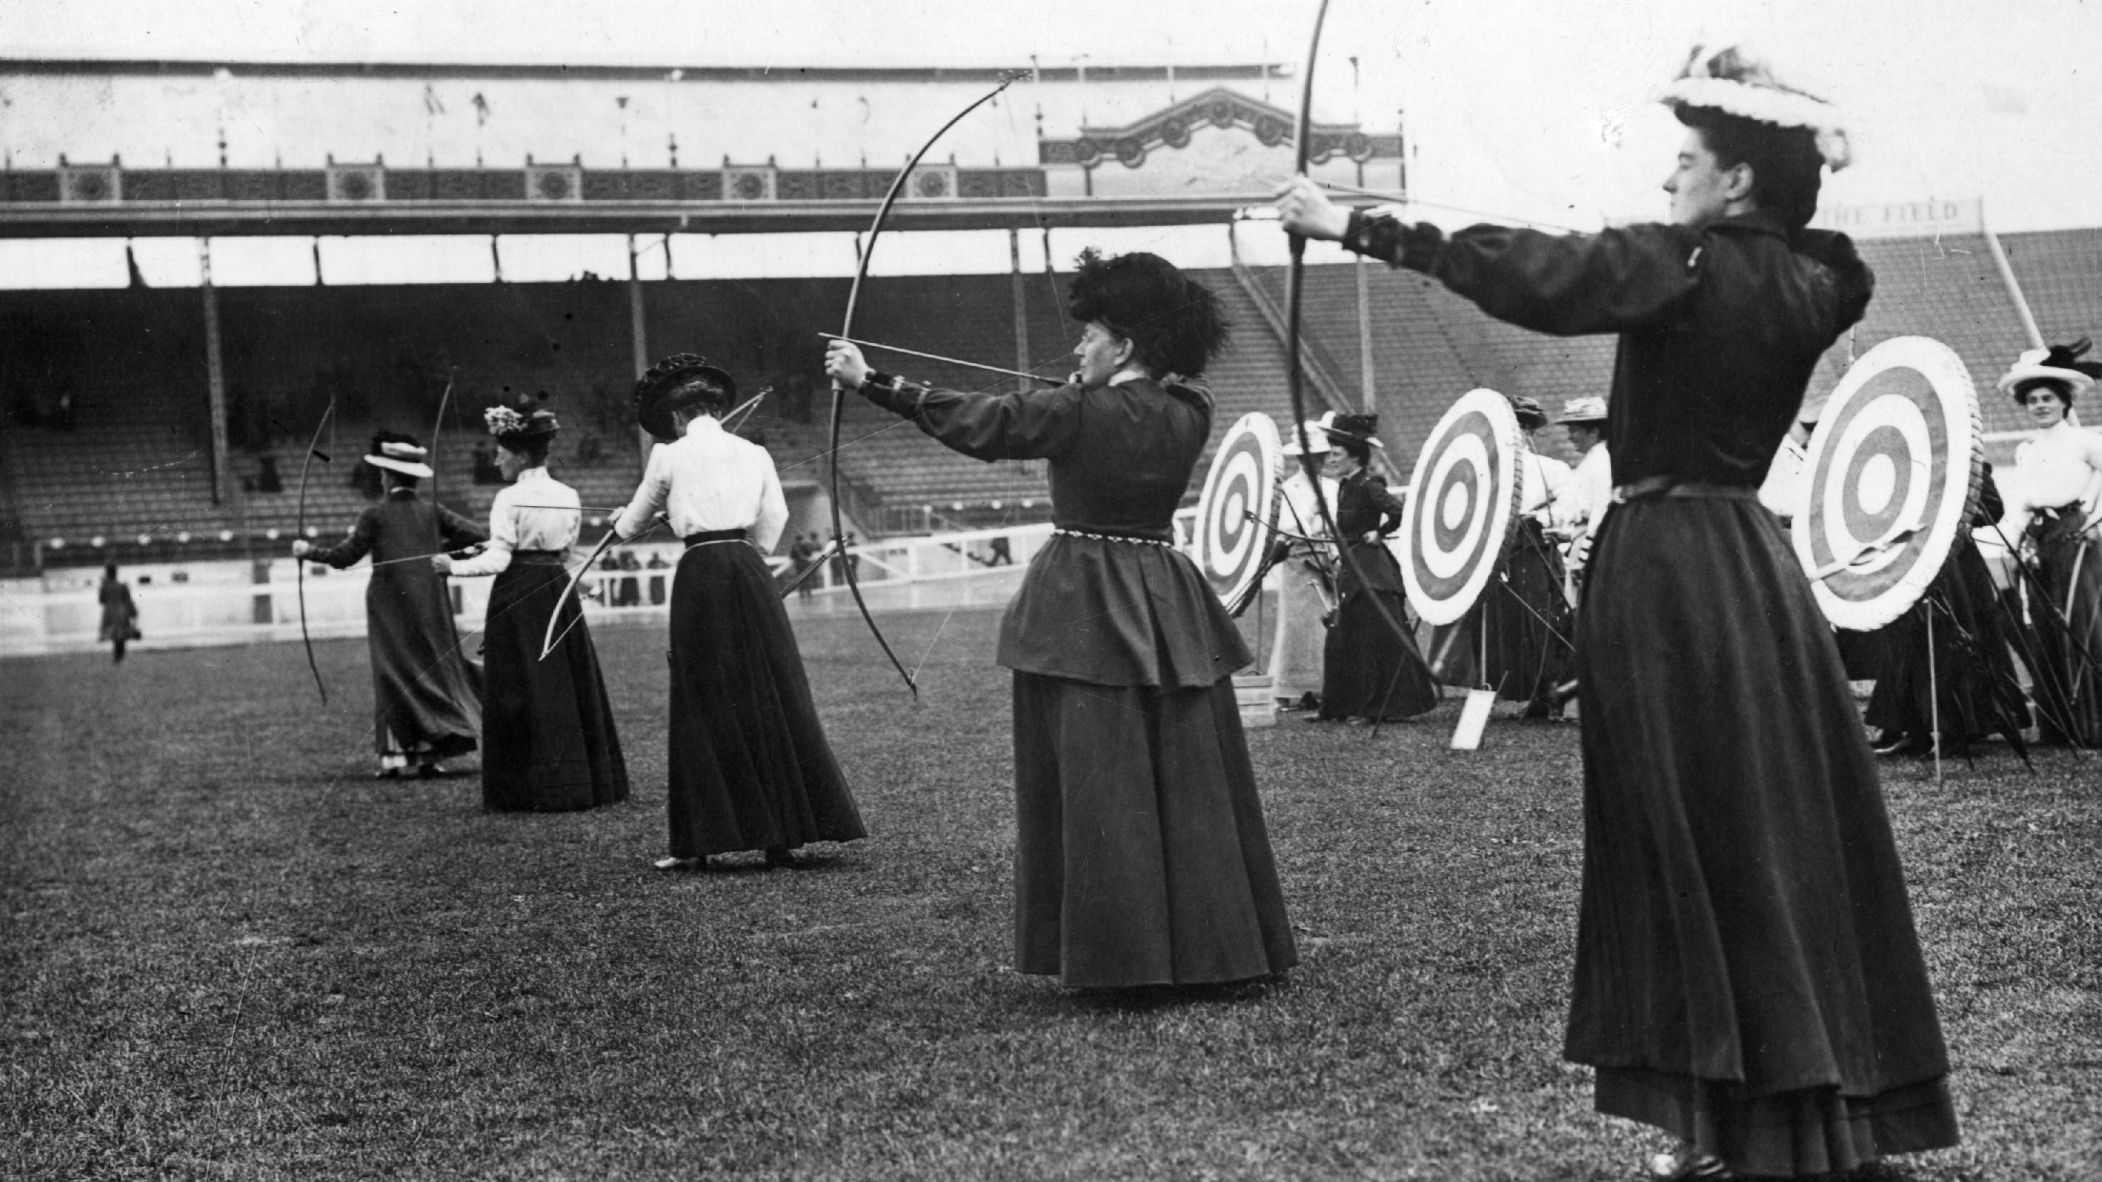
1450,689,1496,750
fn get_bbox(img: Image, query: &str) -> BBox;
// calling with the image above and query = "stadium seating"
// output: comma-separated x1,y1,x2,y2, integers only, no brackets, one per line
5,226,2099,570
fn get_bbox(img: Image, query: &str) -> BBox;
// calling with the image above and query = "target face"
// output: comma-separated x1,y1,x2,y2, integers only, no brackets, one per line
1792,336,1981,631
1193,413,1283,608
1400,389,1525,625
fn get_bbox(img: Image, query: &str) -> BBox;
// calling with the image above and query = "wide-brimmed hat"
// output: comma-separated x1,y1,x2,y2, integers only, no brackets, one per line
1661,44,1851,172
1283,419,1332,457
1556,397,1608,425
1320,411,1383,449
364,433,433,478
1996,339,2100,400
634,353,738,442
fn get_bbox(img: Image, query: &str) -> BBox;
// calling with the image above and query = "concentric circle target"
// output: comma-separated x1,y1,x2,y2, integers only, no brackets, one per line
1194,413,1283,608
1400,389,1524,625
1791,336,1982,631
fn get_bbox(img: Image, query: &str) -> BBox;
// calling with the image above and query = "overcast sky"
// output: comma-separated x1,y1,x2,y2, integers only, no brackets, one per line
5,0,2099,288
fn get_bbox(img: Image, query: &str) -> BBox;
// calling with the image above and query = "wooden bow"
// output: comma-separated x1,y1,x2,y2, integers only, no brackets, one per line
828,71,1020,699
295,397,336,704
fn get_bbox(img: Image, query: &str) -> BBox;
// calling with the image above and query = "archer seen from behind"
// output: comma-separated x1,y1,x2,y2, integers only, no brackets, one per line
826,250,1296,990
434,399,628,812
295,432,486,779
616,355,864,872
1283,44,1956,1180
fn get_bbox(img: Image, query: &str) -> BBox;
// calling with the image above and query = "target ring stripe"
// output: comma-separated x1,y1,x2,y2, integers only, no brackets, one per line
1793,336,1981,631
1193,413,1283,609
1401,389,1524,626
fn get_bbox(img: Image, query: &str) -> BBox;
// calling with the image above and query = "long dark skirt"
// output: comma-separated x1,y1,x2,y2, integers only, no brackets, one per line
2024,509,2102,746
666,542,864,857
1863,539,2029,750
1422,523,1574,705
480,555,629,811
1012,672,1298,988
1569,496,1958,1176
1319,588,1439,721
367,567,480,762
1481,520,1574,710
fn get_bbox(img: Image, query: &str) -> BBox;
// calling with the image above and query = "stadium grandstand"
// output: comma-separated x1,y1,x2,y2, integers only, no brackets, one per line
2,57,2093,616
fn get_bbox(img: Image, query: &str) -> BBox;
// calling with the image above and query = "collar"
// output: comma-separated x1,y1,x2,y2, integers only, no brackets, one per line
514,465,552,485
1704,209,1790,239
1107,368,1149,388
387,486,418,497
682,415,725,439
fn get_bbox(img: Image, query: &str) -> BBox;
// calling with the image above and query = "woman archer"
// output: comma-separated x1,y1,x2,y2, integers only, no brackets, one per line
434,400,629,811
825,249,1297,990
1281,44,1958,1180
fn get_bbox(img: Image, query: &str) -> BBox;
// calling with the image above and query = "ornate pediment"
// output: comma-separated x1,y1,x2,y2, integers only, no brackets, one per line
1039,86,1401,169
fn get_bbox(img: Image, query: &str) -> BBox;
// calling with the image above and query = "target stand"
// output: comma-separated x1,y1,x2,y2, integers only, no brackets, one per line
1793,336,1982,782
1398,389,1526,749
1193,413,1285,729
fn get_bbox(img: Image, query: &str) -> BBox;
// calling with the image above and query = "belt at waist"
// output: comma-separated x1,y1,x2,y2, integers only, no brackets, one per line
1052,526,1175,546
685,529,748,547
1613,477,1761,504
510,548,568,564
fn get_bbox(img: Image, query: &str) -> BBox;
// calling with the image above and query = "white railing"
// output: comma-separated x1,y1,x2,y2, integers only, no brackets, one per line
2,521,1090,656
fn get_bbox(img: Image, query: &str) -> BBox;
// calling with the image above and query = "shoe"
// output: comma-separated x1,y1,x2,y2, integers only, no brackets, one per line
418,764,455,779
1296,693,1321,711
373,768,401,780
1647,1145,1729,1179
764,848,808,869
1873,733,1933,758
653,856,704,872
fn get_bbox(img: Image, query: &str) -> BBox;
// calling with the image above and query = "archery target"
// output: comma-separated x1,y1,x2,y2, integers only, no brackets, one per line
1400,389,1525,625
1792,336,1982,631
1194,413,1283,608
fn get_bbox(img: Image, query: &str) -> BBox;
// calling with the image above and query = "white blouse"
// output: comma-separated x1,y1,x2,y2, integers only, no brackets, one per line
449,466,582,576
615,415,788,552
1998,420,2102,539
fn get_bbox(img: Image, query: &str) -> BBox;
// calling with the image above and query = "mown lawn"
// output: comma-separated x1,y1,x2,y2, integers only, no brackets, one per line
2,609,2094,1180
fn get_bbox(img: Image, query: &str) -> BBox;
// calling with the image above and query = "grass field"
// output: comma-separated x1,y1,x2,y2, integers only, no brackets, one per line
3,608,2097,1180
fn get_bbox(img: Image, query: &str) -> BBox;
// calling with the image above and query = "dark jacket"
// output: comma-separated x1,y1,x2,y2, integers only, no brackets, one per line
862,374,1251,688
1350,210,1872,489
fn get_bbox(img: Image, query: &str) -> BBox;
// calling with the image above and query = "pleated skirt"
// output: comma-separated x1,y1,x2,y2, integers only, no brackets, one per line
366,569,481,761
1568,496,1958,1176
1863,539,2029,748
665,542,864,857
2027,511,2102,746
1480,521,1574,707
480,556,630,811
1319,588,1439,721
1011,672,1298,988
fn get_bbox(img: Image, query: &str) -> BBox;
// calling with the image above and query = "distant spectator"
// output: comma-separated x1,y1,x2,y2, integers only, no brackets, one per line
472,443,504,485
98,562,140,663
618,549,642,607
54,389,75,430
647,550,670,605
987,535,1013,566
789,533,820,600
255,455,284,493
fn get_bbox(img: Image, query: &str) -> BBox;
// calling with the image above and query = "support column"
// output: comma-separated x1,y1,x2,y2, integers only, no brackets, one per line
1009,228,1031,392
199,238,231,506
1355,253,1376,414
629,234,651,477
